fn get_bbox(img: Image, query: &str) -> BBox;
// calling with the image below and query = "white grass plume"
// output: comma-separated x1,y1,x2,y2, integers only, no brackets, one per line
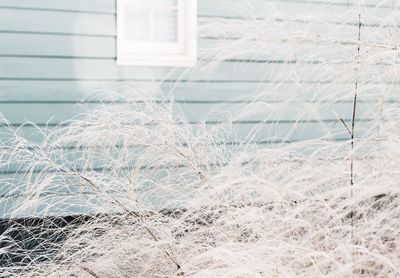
1,0,400,277
0,90,399,277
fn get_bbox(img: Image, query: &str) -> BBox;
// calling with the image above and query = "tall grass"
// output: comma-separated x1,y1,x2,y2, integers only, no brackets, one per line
0,0,400,277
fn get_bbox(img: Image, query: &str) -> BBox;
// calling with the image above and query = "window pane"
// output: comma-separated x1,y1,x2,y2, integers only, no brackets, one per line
128,0,152,8
124,6,151,41
153,8,178,42
157,0,178,8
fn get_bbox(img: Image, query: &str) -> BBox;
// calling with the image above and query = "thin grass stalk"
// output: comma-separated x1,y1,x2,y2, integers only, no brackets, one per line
349,10,362,277
350,12,362,188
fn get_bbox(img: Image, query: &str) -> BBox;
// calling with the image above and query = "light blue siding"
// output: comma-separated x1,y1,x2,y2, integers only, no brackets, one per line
0,0,395,143
0,0,397,216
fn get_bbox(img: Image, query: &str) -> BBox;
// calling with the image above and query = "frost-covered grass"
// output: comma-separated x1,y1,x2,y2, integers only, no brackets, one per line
1,0,400,277
0,93,399,277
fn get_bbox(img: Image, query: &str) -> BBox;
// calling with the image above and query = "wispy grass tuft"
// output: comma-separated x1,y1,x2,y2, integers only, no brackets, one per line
1,0,400,277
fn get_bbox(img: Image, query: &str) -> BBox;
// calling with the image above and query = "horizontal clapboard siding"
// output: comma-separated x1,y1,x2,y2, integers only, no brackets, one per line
0,34,365,61
0,118,376,146
0,0,396,142
0,79,394,100
0,100,390,123
0,0,398,217
0,0,398,18
0,58,355,81
0,0,396,141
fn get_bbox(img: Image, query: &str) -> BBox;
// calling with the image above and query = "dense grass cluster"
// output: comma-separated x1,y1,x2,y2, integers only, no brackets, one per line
1,0,400,277
0,92,399,277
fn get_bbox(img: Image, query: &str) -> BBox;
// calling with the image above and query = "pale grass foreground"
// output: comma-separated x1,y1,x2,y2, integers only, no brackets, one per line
0,91,399,277
1,1,400,277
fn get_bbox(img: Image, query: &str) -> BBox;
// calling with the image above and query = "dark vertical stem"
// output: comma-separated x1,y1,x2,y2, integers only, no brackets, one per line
350,11,362,277
351,13,362,188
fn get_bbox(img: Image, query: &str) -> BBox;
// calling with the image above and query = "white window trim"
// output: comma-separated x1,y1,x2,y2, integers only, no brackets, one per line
116,0,197,67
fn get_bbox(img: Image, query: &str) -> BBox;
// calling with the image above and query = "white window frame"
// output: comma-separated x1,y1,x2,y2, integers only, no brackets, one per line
116,0,197,67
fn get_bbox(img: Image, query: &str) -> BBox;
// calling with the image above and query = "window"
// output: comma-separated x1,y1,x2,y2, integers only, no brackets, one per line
117,0,197,67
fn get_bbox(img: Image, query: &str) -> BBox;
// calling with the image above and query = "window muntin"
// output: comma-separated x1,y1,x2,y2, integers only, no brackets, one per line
117,0,197,67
